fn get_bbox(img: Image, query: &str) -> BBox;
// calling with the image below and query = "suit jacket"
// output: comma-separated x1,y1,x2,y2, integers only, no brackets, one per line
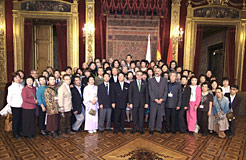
225,93,242,117
148,77,168,107
95,76,104,86
58,83,72,112
109,76,119,84
98,82,112,108
111,82,129,108
181,85,191,108
71,85,84,114
128,80,149,108
165,81,182,109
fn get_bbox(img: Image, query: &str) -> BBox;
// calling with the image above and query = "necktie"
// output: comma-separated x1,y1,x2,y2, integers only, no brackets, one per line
56,79,59,84
105,84,109,95
138,81,141,92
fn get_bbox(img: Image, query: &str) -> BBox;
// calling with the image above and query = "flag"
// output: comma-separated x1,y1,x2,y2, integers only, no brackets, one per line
156,38,161,61
167,38,173,65
146,34,151,63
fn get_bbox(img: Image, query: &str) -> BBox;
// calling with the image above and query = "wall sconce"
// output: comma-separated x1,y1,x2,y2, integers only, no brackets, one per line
82,23,95,38
0,22,4,36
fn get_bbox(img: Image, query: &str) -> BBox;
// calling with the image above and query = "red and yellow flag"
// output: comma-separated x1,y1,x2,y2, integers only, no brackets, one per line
156,39,161,61
167,38,173,65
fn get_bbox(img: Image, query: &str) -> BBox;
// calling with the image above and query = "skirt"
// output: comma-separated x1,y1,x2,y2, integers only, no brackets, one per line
46,114,59,132
22,109,36,137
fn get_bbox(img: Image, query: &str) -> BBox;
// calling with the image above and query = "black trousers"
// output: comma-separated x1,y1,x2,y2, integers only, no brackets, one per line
229,120,236,136
166,107,176,132
11,107,22,136
133,107,144,131
38,106,46,131
22,109,36,137
114,108,126,132
178,108,187,132
197,110,208,134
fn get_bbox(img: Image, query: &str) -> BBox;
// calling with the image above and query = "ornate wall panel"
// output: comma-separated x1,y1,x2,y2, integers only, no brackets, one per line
106,15,159,60
0,0,7,89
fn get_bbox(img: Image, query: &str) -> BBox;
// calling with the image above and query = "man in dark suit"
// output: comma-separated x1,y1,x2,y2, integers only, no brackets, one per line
178,76,191,133
148,67,168,135
225,85,242,137
98,73,113,133
165,71,182,134
109,67,119,83
71,76,84,132
129,71,149,134
111,72,129,134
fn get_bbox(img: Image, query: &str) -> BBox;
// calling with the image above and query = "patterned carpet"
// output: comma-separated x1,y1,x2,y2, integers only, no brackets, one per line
0,117,245,160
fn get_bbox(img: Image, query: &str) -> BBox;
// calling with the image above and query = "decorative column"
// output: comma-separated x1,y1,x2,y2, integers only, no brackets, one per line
85,0,95,62
0,0,7,88
169,0,182,62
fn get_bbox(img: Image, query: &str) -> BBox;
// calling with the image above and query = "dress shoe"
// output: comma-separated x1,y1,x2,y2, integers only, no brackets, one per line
40,130,47,136
69,131,76,135
149,131,154,135
131,130,136,134
172,132,176,135
202,133,207,136
88,130,93,134
98,130,103,134
140,131,144,134
158,130,164,134
13,134,20,139
106,129,112,132
113,130,118,134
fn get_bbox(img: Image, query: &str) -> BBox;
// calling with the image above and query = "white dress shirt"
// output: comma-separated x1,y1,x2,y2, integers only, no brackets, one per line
7,82,24,108
155,76,161,83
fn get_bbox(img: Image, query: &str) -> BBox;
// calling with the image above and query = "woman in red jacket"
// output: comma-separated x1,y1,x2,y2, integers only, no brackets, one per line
21,76,38,139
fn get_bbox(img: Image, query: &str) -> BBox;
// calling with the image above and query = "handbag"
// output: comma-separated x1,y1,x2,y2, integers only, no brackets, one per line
226,111,235,121
4,114,12,132
89,109,96,116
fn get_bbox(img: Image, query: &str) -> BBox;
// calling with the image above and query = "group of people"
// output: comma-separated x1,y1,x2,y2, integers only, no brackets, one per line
6,54,241,139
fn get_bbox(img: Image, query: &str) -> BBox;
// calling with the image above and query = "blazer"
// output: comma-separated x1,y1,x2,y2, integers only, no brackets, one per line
128,80,149,108
148,77,168,107
181,85,191,108
58,83,72,112
224,93,242,117
165,81,182,109
111,82,129,108
98,82,112,108
71,85,84,114
109,76,119,84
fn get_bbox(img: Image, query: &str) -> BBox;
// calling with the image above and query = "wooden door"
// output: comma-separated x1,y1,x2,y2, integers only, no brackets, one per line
34,25,53,73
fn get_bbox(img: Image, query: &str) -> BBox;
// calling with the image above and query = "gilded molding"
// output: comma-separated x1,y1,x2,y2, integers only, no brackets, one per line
85,0,95,63
0,0,7,88
170,0,181,62
183,3,245,90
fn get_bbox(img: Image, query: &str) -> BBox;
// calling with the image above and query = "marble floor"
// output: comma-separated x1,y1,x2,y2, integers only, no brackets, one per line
0,117,245,160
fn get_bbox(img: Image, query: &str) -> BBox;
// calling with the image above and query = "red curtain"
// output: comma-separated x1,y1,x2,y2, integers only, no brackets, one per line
193,26,204,75
178,0,187,66
56,21,67,70
78,0,85,65
159,0,171,61
226,27,236,84
242,40,246,91
95,1,107,59
6,0,14,82
24,19,33,75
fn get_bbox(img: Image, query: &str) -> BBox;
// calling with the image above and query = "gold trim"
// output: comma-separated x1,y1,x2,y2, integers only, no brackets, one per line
12,0,79,70
184,3,245,90
0,0,7,88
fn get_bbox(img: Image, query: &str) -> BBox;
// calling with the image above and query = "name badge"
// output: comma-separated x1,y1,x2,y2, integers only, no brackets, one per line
54,96,58,100
199,105,204,109
168,92,173,98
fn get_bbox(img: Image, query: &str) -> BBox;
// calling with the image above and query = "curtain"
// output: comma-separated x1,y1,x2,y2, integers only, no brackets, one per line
178,0,187,66
242,41,246,91
56,21,67,71
159,0,171,61
24,19,33,75
6,0,14,82
78,0,85,66
225,27,236,84
95,1,107,59
193,26,204,75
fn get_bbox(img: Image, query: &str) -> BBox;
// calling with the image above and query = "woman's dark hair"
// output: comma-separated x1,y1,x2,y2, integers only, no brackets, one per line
201,82,209,87
147,68,154,76
48,75,55,81
169,60,177,69
25,75,34,83
88,75,95,81
112,59,120,68
11,72,21,82
216,87,223,92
